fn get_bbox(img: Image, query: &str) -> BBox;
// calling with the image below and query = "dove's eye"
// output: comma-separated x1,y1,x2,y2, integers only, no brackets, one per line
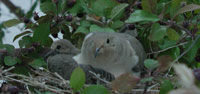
106,39,110,44
56,45,61,49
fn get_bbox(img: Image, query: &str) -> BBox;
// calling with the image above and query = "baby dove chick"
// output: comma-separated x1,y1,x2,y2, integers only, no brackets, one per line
46,39,80,79
73,32,146,77
50,39,80,55
46,39,115,83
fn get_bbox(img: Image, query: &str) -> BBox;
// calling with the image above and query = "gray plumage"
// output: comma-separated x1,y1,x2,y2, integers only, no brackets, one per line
46,39,115,83
73,32,146,77
47,54,78,79
50,39,80,55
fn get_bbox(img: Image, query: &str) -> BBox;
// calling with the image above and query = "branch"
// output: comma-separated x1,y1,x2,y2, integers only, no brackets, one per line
173,34,200,63
147,42,189,55
1,0,25,19
0,47,51,64
159,21,193,39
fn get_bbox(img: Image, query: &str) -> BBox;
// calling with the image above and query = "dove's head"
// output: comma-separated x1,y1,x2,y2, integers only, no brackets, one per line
51,39,76,54
83,32,120,59
45,39,80,61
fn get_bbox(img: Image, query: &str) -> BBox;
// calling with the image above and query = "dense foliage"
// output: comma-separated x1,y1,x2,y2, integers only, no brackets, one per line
1,0,200,94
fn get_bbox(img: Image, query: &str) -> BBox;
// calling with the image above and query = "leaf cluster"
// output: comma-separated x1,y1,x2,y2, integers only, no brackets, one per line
1,0,200,93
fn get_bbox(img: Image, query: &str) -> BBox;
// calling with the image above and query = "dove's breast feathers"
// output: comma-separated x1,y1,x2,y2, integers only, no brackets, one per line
73,32,144,77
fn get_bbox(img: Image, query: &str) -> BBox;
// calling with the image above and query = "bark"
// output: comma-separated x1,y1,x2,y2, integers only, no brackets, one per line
1,0,25,18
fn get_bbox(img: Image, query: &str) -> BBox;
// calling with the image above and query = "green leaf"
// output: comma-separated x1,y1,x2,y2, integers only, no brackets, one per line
40,2,55,14
74,26,89,35
70,67,85,92
18,36,32,48
3,44,15,55
89,25,102,32
170,0,181,18
36,15,53,24
61,0,68,13
166,28,180,41
160,80,173,94
159,39,177,49
197,63,200,68
110,21,124,29
159,47,180,60
79,0,90,13
110,4,128,20
142,0,157,13
140,77,154,83
185,42,198,62
32,22,50,46
82,85,109,94
144,59,159,70
69,0,82,16
13,66,29,75
29,59,46,69
3,19,21,28
80,21,91,27
13,31,32,42
26,0,38,18
103,28,115,32
90,25,115,32
90,0,119,17
173,4,200,19
44,91,56,94
171,47,180,59
4,56,17,66
125,10,159,23
61,24,72,40
148,23,167,41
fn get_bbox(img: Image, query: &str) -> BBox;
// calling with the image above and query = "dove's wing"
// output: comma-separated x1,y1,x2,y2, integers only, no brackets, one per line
47,54,78,79
118,33,146,73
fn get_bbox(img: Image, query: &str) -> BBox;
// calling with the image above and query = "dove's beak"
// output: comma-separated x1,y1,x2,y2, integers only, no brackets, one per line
94,46,103,58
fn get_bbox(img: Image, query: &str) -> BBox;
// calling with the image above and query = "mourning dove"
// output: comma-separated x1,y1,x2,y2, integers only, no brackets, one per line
46,39,114,83
73,32,146,77
49,39,80,55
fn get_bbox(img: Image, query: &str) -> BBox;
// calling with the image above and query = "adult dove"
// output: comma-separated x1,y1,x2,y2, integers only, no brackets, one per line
46,39,115,83
73,32,146,77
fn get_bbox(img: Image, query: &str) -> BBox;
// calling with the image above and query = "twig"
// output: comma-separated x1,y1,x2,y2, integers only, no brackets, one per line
165,35,200,76
132,89,160,92
89,71,110,84
86,16,105,27
4,74,71,93
2,66,15,74
173,34,200,63
0,67,72,93
165,64,173,77
149,41,154,54
171,23,194,40
147,42,188,55
54,72,66,81
30,69,70,88
1,0,25,18
25,84,31,94
147,83,159,91
143,82,149,94
161,21,193,39
54,72,70,88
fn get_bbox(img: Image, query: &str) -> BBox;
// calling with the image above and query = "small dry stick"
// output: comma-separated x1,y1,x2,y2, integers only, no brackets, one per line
89,71,110,84
147,42,188,55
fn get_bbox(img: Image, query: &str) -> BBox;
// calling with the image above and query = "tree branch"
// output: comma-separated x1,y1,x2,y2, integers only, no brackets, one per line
1,0,25,19
0,47,51,65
